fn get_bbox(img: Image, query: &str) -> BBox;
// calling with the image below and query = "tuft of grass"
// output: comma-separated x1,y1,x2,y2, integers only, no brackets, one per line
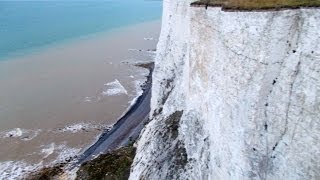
191,0,320,10
76,146,136,180
25,164,65,180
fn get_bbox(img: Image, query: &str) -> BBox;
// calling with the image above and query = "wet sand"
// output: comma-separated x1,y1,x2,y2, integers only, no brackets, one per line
0,20,160,177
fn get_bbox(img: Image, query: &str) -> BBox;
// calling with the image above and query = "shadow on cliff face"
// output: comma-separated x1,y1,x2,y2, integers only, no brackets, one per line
163,111,188,170
139,111,188,179
74,111,187,180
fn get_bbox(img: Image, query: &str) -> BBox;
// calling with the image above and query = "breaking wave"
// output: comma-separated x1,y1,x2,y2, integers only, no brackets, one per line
0,128,41,141
102,79,128,96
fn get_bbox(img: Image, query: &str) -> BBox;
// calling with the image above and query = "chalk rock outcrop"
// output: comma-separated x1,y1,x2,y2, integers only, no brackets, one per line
130,0,320,179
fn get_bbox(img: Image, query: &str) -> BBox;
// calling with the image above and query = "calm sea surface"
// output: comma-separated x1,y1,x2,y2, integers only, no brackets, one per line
0,0,162,60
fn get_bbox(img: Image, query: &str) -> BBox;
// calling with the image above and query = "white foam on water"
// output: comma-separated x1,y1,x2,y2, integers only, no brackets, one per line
102,79,128,96
127,79,145,107
119,72,148,119
128,49,155,55
53,144,81,164
0,128,41,141
126,65,150,109
143,37,154,40
128,96,140,111
84,96,92,102
146,50,157,54
134,80,144,96
22,129,42,141
41,143,55,159
128,48,141,52
129,75,135,78
0,161,42,180
3,128,23,138
39,143,81,164
55,122,103,133
0,143,82,178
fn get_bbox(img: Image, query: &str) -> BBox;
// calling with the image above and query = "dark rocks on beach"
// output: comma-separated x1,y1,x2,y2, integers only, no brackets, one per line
134,62,154,69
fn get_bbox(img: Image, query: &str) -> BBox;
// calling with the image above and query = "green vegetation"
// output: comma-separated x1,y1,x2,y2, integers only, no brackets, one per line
191,0,320,10
25,163,65,180
26,146,136,180
76,146,136,180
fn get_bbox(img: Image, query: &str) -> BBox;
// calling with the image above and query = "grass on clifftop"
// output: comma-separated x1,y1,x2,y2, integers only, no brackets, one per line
191,0,320,10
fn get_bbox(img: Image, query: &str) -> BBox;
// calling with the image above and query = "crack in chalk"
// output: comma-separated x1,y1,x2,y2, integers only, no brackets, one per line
225,39,268,66
270,10,304,159
272,60,301,153
208,25,269,66
256,14,281,180
153,77,175,117
252,11,303,179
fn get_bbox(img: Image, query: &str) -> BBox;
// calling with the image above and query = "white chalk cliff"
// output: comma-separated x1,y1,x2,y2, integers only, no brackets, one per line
130,0,320,179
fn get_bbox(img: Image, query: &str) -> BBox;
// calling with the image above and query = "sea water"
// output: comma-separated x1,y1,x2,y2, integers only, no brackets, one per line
0,0,162,61
0,0,162,178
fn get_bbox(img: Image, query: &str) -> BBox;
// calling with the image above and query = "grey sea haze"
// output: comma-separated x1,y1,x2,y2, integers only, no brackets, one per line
0,0,162,179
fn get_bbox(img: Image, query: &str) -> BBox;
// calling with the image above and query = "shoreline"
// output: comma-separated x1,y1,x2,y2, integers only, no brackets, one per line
0,19,160,179
0,19,160,131
26,62,154,179
76,62,153,165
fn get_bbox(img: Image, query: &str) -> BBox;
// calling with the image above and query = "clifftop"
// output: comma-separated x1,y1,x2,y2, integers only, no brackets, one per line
191,0,320,10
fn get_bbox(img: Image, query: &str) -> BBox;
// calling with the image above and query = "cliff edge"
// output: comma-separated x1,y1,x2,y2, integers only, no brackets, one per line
130,0,320,179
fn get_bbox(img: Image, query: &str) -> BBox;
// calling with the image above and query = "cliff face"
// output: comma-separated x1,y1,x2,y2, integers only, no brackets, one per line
130,0,320,179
